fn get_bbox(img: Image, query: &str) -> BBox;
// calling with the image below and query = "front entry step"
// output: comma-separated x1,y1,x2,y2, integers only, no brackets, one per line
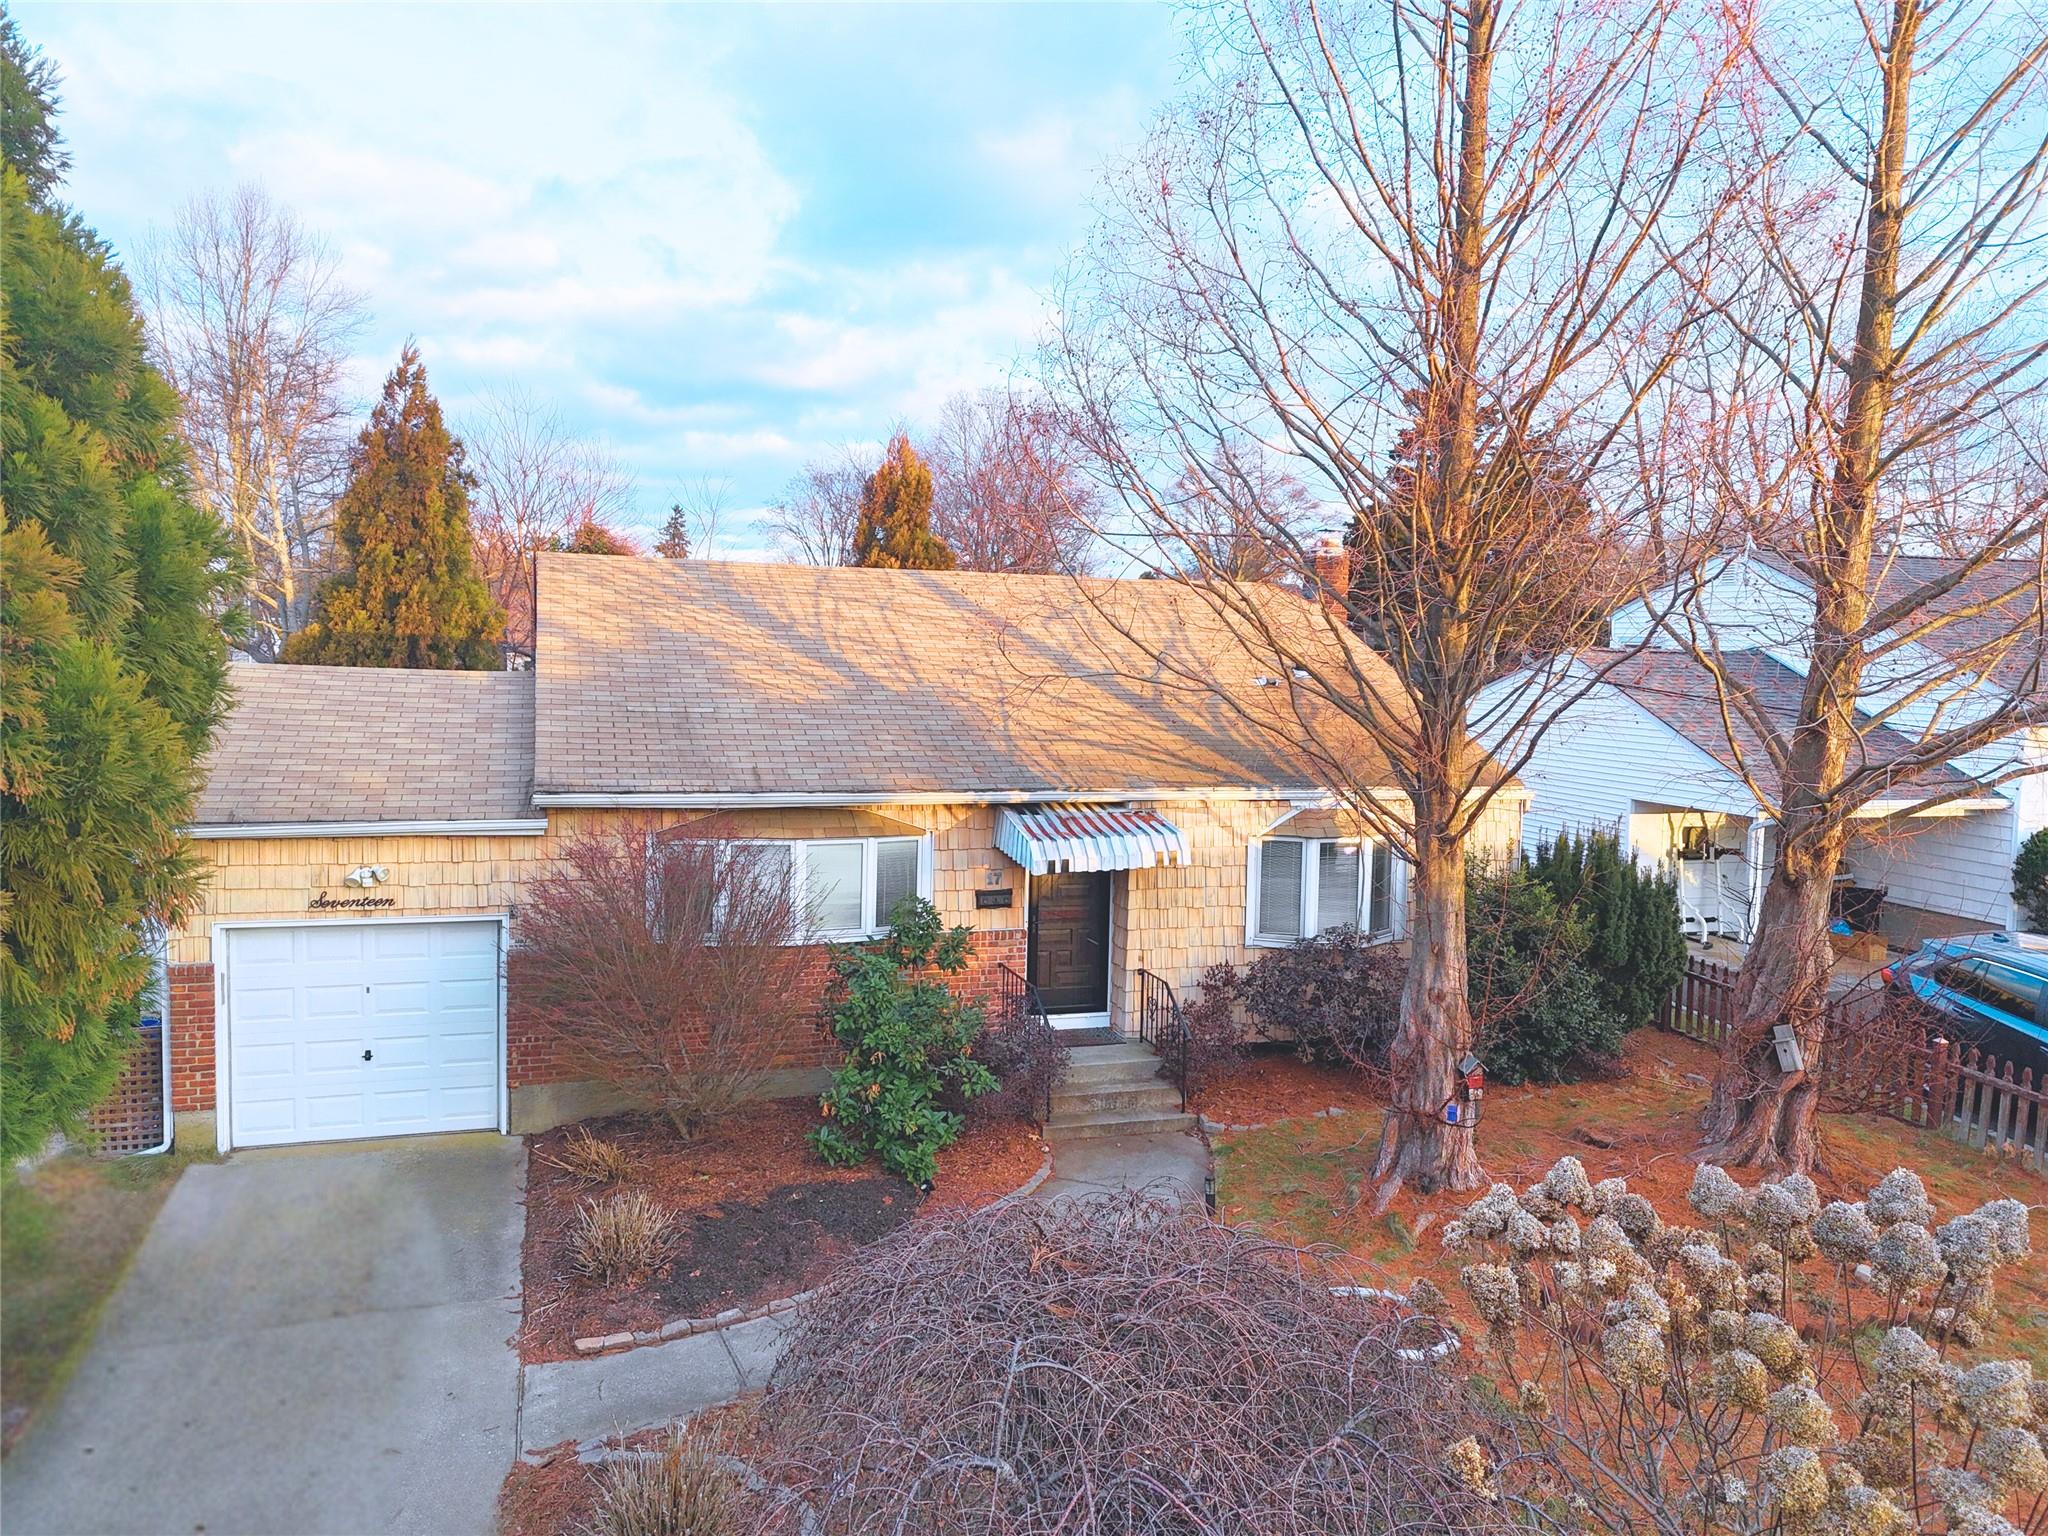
1045,1040,1192,1141
1043,1107,1199,1140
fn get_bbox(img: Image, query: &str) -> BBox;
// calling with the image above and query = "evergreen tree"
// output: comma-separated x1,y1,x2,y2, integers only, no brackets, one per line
1,16,237,1160
2014,828,2048,933
283,346,504,668
654,503,690,560
1527,829,1686,1030
852,433,954,571
0,10,67,207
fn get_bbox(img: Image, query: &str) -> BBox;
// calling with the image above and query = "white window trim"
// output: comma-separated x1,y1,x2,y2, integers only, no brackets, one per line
1245,835,1401,948
765,834,934,943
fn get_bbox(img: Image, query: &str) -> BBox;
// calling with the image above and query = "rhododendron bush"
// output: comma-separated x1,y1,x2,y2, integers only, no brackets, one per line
1439,1158,2041,1535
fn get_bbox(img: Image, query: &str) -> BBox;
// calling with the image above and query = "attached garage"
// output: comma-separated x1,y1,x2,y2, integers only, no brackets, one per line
220,918,506,1149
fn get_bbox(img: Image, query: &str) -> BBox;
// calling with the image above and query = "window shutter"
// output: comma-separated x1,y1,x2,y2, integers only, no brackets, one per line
874,838,920,928
1316,843,1362,933
1257,839,1304,941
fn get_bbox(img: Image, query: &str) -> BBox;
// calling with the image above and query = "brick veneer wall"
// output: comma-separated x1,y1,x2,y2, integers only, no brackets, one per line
167,962,216,1113
505,926,1032,1090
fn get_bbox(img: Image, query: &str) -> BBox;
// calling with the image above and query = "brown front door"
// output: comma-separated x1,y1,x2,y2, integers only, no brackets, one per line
1028,871,1111,1015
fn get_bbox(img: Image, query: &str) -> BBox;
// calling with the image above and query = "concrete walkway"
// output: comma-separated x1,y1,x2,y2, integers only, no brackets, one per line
1036,1128,1209,1206
3,1134,525,1536
521,1314,789,1452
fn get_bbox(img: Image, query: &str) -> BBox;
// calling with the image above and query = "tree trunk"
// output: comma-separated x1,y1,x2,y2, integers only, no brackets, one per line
1374,830,1484,1193
1696,826,1845,1170
1695,1,1917,1173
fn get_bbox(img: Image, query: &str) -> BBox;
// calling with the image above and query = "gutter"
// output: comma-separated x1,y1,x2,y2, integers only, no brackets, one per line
533,785,1533,811
188,818,549,840
531,788,1329,810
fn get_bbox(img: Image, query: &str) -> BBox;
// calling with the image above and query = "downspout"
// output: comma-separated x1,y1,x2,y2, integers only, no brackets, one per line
1744,819,1768,945
136,925,173,1156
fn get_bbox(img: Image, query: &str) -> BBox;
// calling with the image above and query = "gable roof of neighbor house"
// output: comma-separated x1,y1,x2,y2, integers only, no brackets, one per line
532,554,1417,801
192,664,537,828
1583,647,1982,804
1749,550,2047,694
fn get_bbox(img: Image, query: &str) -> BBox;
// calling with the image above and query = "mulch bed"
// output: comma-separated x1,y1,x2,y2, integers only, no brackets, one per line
500,1409,764,1536
1191,1044,1388,1126
520,1099,1046,1364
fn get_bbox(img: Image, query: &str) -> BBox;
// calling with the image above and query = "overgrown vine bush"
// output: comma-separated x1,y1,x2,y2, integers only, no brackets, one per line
1441,1156,2042,1535
810,898,995,1187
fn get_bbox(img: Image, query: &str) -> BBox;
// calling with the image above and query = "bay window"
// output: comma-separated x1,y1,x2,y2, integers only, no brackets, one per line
1250,836,1397,946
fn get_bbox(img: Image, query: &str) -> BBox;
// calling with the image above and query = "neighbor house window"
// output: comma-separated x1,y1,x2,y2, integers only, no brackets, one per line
1250,836,1396,946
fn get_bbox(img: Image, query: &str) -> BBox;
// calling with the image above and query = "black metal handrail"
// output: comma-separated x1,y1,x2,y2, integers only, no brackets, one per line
1134,968,1192,1112
993,961,1057,1124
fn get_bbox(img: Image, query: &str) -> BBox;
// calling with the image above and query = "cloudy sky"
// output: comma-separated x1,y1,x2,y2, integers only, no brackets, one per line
20,2,1185,553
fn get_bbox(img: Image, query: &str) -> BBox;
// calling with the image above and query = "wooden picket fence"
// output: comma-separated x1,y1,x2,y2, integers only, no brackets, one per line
1657,958,2047,1176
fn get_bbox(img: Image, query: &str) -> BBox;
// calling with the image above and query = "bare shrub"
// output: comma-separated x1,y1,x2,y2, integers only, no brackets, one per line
1238,930,1406,1073
749,1193,1517,1534
510,828,821,1139
1446,1157,2041,1534
571,1190,674,1283
585,1422,743,1536
1182,961,1251,1096
540,1126,632,1186
963,989,1066,1126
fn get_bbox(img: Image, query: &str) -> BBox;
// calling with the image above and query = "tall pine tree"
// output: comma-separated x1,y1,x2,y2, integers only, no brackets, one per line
1,15,237,1159
852,433,954,571
283,345,504,668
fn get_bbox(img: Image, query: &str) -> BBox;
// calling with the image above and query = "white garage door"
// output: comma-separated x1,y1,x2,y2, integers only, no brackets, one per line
224,919,503,1148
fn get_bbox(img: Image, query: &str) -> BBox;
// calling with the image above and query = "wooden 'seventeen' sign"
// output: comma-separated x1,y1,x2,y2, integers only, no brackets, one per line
309,890,398,912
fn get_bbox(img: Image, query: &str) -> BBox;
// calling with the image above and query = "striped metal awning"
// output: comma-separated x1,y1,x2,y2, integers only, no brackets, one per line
995,803,1191,876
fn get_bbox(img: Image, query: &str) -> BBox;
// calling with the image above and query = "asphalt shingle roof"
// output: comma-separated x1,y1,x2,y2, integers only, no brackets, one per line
1753,550,2047,694
192,664,536,827
532,555,1404,798
1588,648,1982,803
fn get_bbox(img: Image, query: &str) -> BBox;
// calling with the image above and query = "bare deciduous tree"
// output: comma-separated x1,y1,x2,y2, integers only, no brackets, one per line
1678,1,2048,1171
926,389,1098,573
139,184,366,658
467,389,635,654
655,476,732,561
1047,0,1743,1190
766,445,876,566
1164,439,1319,582
507,827,821,1138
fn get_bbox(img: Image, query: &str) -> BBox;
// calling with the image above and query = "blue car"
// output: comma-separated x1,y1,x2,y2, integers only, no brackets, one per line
1884,932,2048,1086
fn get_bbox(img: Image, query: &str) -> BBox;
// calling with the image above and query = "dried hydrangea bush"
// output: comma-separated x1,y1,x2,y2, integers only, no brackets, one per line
1439,1157,2041,1535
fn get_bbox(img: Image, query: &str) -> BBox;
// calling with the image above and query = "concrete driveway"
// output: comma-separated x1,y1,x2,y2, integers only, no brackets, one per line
3,1134,525,1536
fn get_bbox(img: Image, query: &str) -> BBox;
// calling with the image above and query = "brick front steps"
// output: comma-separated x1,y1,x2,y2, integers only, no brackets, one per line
1044,1041,1196,1141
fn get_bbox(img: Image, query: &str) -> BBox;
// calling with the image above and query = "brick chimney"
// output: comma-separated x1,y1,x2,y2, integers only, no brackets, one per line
1307,530,1351,613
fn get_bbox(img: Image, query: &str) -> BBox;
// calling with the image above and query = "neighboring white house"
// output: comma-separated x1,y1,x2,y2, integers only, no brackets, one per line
1476,550,2046,944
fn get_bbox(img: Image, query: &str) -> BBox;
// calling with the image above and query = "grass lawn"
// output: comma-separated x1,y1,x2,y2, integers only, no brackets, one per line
1213,1029,2048,1362
1,1150,202,1455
